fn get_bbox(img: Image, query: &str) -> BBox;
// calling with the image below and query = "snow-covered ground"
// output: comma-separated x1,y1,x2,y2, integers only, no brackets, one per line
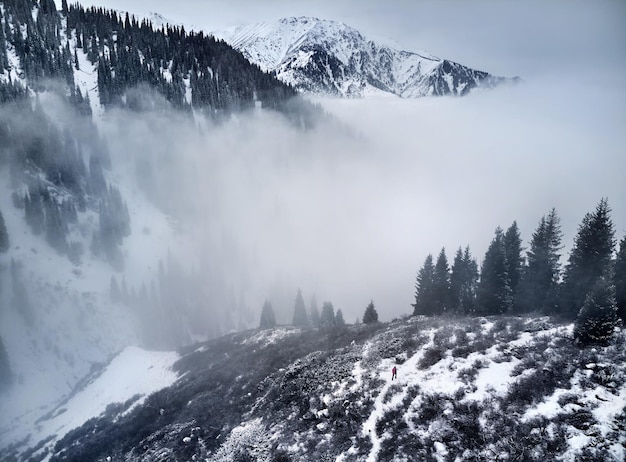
1,346,179,460
320,319,624,461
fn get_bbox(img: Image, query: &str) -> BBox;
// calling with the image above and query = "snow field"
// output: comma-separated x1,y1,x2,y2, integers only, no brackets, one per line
30,347,179,461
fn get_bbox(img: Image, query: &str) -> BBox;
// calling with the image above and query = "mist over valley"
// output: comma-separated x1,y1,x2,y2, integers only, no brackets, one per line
0,0,624,460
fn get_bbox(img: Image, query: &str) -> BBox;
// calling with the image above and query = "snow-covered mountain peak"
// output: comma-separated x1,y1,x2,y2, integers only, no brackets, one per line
216,16,356,71
215,16,515,98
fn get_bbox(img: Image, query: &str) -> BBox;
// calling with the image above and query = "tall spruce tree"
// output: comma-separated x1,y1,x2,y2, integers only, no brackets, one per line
259,300,276,329
292,289,309,327
319,302,335,328
412,254,436,315
450,248,465,313
574,276,619,346
614,235,626,323
504,221,524,299
432,248,451,314
477,227,512,315
517,209,563,313
562,199,615,319
0,209,9,252
450,246,479,315
309,295,320,327
363,300,378,324
335,309,346,326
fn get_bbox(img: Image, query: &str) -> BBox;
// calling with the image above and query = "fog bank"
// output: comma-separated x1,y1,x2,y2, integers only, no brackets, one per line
101,76,625,324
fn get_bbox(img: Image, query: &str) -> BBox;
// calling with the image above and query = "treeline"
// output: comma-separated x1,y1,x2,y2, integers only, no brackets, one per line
260,290,350,330
259,289,380,330
413,199,626,345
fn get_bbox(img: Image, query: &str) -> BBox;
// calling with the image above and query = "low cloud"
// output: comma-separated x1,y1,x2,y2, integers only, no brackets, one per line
100,75,625,324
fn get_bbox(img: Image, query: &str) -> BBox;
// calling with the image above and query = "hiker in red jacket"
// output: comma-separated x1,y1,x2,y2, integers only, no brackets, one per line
392,366,397,380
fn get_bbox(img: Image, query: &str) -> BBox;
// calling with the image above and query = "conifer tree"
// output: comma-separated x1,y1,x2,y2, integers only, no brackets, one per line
319,302,335,328
574,276,619,346
309,295,320,327
614,235,626,323
0,209,9,252
363,300,378,324
517,209,562,313
477,227,512,315
562,199,615,318
432,248,450,314
292,289,308,327
259,300,276,329
450,246,479,315
413,254,435,315
504,221,524,298
335,309,346,326
450,248,465,313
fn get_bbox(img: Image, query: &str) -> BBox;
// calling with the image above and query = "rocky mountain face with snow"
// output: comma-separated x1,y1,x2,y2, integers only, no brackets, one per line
215,17,518,98
8,316,626,461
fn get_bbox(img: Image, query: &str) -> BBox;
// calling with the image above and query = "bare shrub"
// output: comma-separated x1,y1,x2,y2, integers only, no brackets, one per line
418,345,447,369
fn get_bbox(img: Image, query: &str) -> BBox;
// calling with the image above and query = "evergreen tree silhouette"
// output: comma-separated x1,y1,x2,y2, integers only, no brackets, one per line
450,246,479,315
562,199,615,318
477,227,512,315
363,300,378,324
335,309,346,326
259,300,276,329
614,235,626,323
413,254,435,315
319,302,335,328
292,289,309,327
517,209,562,314
574,276,619,346
309,295,320,327
432,248,451,314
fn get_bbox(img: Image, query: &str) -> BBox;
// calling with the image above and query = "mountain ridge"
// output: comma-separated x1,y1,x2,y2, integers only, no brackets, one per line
214,16,518,98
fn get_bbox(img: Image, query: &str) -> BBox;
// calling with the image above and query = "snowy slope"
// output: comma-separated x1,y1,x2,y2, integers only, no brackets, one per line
214,17,515,98
35,317,626,462
0,9,193,444
1,346,179,460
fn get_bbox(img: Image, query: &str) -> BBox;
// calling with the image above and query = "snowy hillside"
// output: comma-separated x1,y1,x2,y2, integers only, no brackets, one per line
13,316,625,461
0,346,179,460
214,17,517,98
